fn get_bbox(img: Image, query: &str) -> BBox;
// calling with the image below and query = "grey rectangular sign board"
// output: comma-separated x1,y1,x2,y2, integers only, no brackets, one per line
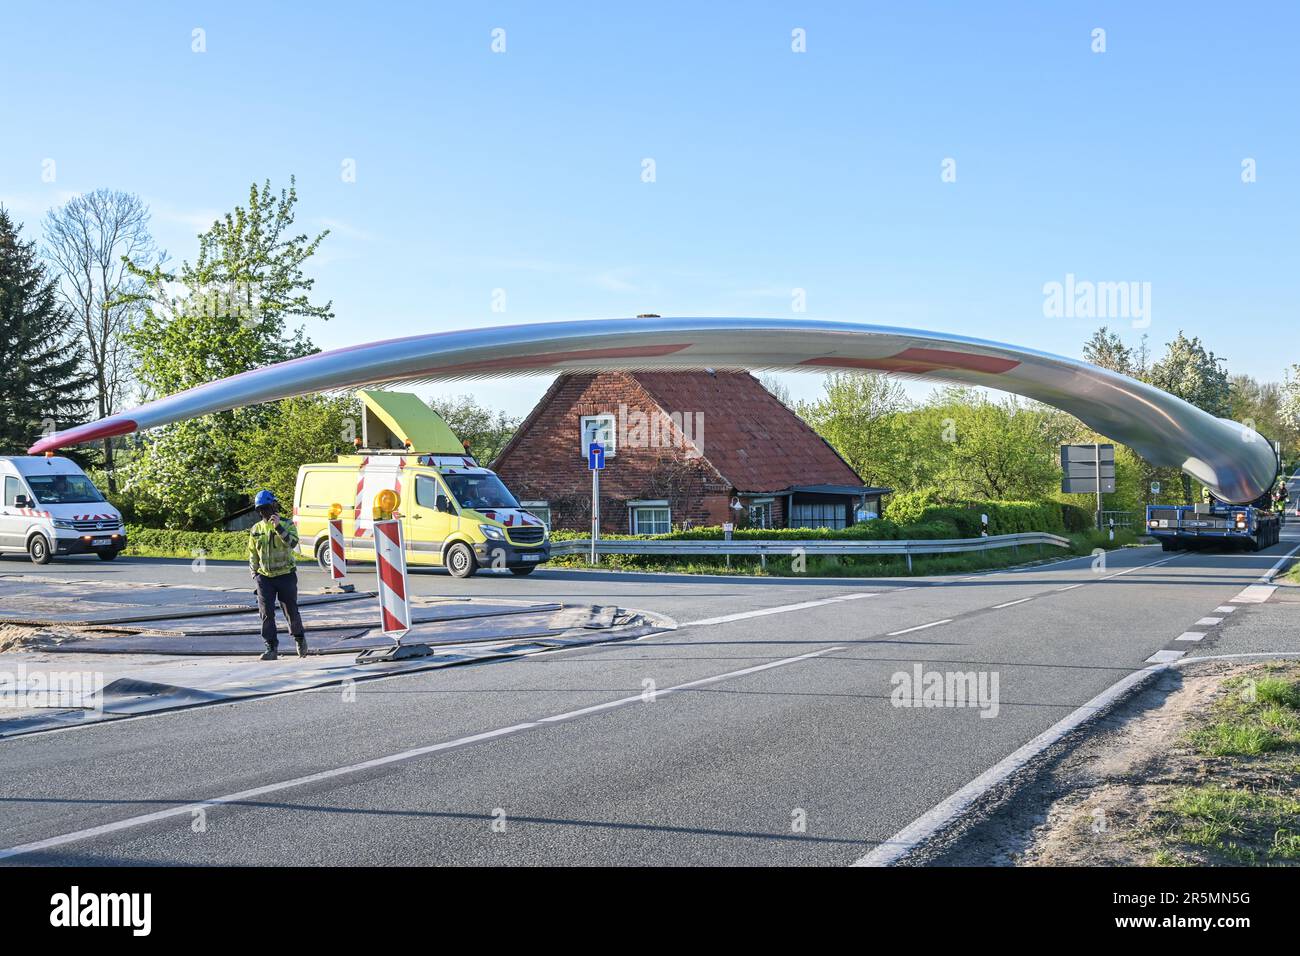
1061,444,1115,466
1064,461,1117,479
1062,476,1116,494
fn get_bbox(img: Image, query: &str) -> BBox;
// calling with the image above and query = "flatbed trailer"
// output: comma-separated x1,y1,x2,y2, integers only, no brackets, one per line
1146,501,1281,552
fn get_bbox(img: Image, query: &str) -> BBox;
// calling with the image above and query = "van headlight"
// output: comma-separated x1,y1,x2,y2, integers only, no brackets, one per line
480,524,505,541
52,519,74,530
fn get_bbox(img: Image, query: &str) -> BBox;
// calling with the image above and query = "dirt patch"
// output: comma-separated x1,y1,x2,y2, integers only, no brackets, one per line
920,660,1300,866
0,624,87,654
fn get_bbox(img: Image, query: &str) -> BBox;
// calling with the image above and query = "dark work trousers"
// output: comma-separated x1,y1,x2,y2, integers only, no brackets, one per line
254,572,305,649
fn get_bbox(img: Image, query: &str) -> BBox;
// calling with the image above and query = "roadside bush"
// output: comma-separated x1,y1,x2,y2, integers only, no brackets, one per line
1068,528,1138,554
1060,503,1093,532
883,488,941,525
124,525,249,559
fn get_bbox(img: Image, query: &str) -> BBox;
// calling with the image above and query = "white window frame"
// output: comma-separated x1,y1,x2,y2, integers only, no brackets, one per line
747,497,774,529
520,500,551,529
580,414,617,459
628,499,671,535
790,501,848,530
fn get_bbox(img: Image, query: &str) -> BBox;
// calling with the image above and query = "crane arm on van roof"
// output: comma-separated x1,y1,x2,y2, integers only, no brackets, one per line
358,389,465,454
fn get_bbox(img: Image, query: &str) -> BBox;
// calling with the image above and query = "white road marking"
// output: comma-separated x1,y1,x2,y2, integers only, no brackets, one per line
1195,617,1222,626
856,650,1300,867
1175,632,1206,642
0,644,846,862
1145,649,1186,663
1228,542,1300,604
992,597,1033,609
1232,585,1276,604
1215,606,1237,613
682,592,878,626
887,619,952,636
1056,583,1084,591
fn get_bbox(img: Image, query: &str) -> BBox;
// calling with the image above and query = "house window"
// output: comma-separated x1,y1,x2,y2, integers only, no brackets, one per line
580,414,616,459
790,502,847,530
747,498,773,529
629,500,671,535
520,500,550,529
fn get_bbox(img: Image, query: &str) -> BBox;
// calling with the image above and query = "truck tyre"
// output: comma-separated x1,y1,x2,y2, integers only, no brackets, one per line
1160,540,1173,552
445,542,477,579
28,535,51,565
510,566,536,576
315,538,332,573
97,550,119,561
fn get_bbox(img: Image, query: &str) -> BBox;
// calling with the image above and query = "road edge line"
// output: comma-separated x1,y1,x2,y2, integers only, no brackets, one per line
855,649,1300,867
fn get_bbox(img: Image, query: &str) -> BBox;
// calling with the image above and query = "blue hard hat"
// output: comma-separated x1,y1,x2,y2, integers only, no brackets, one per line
254,490,277,508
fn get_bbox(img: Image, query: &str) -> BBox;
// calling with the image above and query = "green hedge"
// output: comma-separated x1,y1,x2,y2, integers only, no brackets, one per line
888,497,1073,536
124,526,250,558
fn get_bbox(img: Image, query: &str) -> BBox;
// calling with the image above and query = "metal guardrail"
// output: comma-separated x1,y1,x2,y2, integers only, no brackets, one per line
549,532,1072,571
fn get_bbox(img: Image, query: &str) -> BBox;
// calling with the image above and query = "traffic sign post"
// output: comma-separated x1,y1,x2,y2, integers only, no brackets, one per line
1061,443,1116,528
588,442,604,566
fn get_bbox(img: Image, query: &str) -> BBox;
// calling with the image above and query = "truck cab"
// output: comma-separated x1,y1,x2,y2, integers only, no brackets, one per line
292,390,549,578
0,456,126,564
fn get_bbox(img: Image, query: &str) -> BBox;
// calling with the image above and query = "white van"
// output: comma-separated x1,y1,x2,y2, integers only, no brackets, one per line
0,456,125,564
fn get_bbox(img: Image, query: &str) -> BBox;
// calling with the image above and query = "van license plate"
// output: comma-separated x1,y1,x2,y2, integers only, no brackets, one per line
92,538,112,546
522,554,540,561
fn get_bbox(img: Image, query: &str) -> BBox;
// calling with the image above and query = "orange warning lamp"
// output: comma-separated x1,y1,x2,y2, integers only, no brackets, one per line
328,502,343,520
374,488,400,519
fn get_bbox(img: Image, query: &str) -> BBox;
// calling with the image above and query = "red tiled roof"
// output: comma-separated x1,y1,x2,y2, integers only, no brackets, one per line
629,371,865,493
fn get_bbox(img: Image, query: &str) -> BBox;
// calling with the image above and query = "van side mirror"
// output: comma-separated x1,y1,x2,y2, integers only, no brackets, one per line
436,495,453,514
14,494,30,509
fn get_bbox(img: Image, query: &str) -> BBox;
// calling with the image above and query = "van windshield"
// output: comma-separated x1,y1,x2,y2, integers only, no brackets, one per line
26,474,106,505
443,473,519,511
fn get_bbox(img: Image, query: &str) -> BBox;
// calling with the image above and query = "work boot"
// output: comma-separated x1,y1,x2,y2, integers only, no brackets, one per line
260,647,278,661
295,636,308,658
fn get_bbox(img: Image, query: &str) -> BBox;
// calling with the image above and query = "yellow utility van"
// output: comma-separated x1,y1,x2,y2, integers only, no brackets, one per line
292,390,549,578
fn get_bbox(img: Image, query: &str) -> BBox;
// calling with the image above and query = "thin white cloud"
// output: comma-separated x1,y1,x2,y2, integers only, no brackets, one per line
317,217,380,243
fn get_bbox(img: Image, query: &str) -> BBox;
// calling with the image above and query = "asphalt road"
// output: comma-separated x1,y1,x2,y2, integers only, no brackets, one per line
2,525,1298,865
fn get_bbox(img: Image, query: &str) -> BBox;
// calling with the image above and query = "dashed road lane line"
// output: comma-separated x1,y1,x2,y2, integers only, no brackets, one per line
686,548,1180,630
0,644,846,862
1175,632,1206,642
887,619,952,636
1232,585,1276,604
1215,606,1237,613
992,597,1033,609
1195,617,1223,626
1227,543,1300,605
1146,649,1187,663
681,592,880,627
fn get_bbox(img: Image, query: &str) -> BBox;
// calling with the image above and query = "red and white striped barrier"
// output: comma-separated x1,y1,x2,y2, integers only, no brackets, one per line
372,519,410,640
327,518,347,583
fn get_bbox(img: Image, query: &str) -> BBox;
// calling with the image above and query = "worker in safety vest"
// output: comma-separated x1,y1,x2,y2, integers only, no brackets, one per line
247,490,308,660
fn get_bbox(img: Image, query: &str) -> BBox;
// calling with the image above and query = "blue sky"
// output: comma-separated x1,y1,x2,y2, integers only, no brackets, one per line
2,1,1295,415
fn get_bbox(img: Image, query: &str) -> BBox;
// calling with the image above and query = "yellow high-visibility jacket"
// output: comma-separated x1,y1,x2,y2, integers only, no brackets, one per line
248,518,300,577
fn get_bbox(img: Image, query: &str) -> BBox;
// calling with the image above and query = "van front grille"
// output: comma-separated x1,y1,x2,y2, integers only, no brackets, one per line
69,519,121,532
508,526,546,545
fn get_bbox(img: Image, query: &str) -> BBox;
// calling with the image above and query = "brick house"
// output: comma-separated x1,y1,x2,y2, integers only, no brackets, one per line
491,371,890,534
